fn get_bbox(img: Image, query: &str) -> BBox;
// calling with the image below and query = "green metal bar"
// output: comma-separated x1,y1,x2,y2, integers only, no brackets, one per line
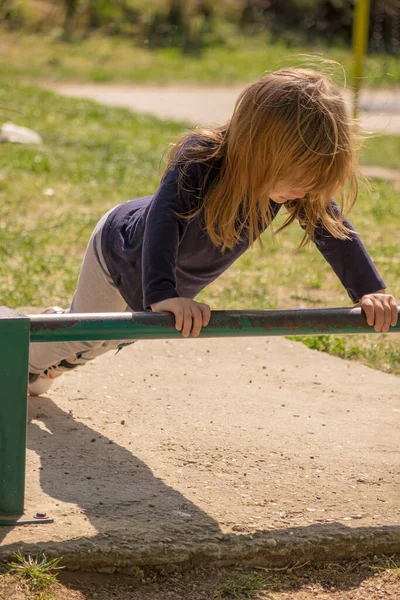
0,307,30,517
29,307,400,342
352,0,371,117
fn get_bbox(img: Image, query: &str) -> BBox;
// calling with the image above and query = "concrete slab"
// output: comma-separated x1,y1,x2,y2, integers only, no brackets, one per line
1,336,399,570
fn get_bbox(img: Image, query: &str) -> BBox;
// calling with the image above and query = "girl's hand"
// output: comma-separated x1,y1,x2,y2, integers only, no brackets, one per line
359,291,398,333
150,297,211,337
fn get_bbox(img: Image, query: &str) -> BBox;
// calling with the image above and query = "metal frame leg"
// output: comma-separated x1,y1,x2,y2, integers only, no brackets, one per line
0,307,30,522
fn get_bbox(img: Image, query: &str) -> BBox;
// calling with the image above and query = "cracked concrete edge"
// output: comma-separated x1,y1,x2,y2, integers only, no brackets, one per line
1,526,400,573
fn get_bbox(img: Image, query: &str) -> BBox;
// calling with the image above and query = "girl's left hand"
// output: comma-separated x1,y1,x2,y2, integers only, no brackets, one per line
359,290,398,332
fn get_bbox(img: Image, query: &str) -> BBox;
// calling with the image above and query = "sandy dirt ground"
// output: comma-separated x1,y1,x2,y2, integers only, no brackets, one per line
1,560,400,600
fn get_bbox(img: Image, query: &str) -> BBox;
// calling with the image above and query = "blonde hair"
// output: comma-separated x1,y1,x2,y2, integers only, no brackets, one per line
165,67,360,250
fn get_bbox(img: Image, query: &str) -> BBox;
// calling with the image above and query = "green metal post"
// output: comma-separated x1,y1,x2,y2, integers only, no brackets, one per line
352,0,371,117
0,307,30,518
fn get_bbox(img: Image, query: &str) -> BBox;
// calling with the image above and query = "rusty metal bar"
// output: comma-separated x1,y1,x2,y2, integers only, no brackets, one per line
29,307,400,342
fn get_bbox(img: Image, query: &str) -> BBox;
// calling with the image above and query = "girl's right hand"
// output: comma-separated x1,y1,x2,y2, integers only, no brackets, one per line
150,298,211,337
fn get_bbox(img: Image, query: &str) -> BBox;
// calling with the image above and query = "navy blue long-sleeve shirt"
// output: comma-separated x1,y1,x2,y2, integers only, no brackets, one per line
101,158,385,311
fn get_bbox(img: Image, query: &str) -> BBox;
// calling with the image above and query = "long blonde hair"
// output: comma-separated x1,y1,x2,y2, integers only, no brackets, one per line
165,67,360,250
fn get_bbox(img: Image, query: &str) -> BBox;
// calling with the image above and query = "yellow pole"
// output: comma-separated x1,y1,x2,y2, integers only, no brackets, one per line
352,0,371,117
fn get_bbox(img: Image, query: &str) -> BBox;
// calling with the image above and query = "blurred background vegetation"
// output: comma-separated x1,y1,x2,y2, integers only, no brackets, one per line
0,0,398,54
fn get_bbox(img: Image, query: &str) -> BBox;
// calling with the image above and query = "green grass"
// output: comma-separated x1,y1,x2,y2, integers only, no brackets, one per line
7,552,63,598
215,571,267,598
0,79,399,374
0,80,185,307
289,333,400,375
2,29,400,86
361,134,400,171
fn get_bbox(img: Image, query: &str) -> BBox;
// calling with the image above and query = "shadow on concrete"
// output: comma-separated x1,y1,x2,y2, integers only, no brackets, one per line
0,396,399,569
23,396,221,541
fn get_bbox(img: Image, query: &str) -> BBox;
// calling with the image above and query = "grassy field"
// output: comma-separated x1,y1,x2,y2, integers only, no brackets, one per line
360,134,400,171
2,29,400,86
0,80,399,374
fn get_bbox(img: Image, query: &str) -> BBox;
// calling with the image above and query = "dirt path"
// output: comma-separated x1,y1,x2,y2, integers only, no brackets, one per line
49,83,400,133
47,83,400,188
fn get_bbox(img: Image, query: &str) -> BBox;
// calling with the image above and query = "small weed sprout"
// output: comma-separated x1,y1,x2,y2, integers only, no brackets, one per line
215,571,267,599
369,555,400,573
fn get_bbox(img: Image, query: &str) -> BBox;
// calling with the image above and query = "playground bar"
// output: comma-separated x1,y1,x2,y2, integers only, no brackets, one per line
1,306,399,523
29,307,400,341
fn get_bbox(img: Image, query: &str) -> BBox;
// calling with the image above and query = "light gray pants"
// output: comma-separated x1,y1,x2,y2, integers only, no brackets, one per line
29,206,134,374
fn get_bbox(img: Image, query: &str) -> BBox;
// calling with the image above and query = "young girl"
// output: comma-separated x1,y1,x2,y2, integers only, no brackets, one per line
28,67,398,396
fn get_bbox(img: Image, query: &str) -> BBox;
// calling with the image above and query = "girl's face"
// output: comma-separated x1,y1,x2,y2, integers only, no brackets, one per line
269,181,310,204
